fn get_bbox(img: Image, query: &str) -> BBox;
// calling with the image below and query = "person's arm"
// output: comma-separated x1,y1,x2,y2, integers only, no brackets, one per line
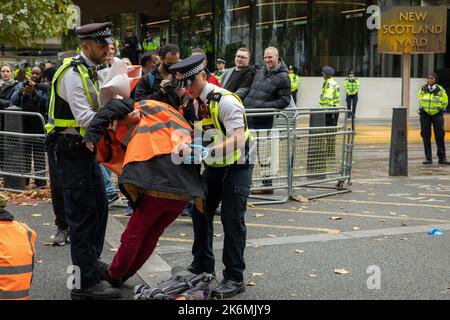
10,83,23,106
441,89,448,111
264,75,291,109
235,68,256,101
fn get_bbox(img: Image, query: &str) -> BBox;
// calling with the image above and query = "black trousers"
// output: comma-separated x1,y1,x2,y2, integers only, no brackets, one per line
191,164,254,282
291,91,298,105
420,110,446,161
56,136,108,289
47,142,67,230
346,94,357,130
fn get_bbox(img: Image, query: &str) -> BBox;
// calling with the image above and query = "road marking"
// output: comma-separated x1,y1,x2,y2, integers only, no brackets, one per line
156,223,450,255
159,237,193,243
419,193,450,198
317,199,450,209
175,218,338,234
248,207,450,224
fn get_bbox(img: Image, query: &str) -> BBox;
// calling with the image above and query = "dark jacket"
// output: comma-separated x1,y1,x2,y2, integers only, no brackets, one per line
243,60,291,127
0,80,18,109
221,66,256,101
84,98,206,209
11,82,49,134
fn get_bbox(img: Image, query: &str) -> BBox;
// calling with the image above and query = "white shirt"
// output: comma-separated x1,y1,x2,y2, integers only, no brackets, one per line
56,51,99,129
199,83,245,132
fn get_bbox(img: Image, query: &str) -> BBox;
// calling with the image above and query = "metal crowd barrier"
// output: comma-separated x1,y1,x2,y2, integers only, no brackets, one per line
0,109,49,192
246,105,354,204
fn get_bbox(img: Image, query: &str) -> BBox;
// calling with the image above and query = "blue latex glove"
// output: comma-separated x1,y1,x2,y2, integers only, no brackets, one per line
183,144,209,164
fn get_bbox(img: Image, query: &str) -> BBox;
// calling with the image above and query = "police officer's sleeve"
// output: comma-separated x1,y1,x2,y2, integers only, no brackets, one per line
218,96,246,133
442,89,448,110
59,70,97,129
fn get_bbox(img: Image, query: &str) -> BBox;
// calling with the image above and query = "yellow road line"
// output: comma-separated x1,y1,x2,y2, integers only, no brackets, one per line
175,218,338,234
317,199,450,210
248,207,450,224
419,193,450,198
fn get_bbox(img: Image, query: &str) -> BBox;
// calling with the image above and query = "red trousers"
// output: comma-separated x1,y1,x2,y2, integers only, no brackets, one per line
108,194,188,281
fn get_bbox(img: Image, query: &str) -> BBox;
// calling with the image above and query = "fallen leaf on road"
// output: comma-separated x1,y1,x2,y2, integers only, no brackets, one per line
254,213,265,218
400,237,408,241
328,216,343,220
247,203,256,208
251,272,264,277
308,274,317,278
290,207,298,210
20,203,38,207
31,214,42,217
295,250,305,254
389,212,397,216
179,233,188,237
290,294,298,297
400,214,409,218
352,227,360,231
328,230,341,235
266,234,277,238
245,281,256,287
42,223,50,226
292,195,309,203
37,260,43,264
401,223,407,227
148,274,157,278
42,242,54,246
380,219,386,223
334,268,350,275
213,233,223,238
109,248,118,252
288,219,295,222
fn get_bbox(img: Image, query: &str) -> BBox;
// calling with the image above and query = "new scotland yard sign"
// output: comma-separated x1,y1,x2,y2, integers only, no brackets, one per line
378,6,447,54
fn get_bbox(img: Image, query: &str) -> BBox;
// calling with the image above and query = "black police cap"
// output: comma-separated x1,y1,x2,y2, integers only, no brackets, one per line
76,22,114,46
169,54,205,86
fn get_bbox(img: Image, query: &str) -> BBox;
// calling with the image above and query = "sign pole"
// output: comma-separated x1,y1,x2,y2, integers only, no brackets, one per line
401,52,411,132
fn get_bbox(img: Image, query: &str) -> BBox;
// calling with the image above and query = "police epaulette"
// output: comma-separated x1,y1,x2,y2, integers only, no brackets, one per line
207,91,222,102
70,55,86,72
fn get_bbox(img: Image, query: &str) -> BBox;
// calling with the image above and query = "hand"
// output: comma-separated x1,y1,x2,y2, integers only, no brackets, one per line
24,86,36,96
107,120,118,131
19,86,26,94
85,142,95,152
159,79,171,93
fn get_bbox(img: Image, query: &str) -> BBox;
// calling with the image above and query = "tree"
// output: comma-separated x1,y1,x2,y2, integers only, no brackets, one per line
0,0,74,48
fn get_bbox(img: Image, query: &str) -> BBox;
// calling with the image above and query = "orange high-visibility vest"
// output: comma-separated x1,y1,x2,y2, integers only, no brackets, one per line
96,100,192,175
0,221,36,300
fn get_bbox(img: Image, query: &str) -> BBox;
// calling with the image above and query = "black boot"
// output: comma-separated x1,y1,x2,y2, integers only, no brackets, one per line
70,281,121,300
423,159,433,165
438,159,450,165
96,260,123,288
211,279,245,299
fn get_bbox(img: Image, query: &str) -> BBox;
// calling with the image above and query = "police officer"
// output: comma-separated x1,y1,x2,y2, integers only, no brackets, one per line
320,66,341,126
418,72,450,165
169,54,254,299
142,31,160,53
288,65,299,105
214,58,226,79
344,70,359,130
45,22,121,300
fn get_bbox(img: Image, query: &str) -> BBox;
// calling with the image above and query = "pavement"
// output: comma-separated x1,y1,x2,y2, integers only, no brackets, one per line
8,120,450,300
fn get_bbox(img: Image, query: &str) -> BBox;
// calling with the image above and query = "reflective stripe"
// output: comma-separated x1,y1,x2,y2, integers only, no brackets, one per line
0,265,33,275
0,289,29,299
134,121,190,135
140,105,189,125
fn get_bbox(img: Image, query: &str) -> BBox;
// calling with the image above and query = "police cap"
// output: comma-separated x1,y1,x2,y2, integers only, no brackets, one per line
216,58,226,64
169,54,206,87
322,66,335,76
76,22,114,46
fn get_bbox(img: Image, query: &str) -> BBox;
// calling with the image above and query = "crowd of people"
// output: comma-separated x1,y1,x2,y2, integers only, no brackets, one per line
1,20,448,301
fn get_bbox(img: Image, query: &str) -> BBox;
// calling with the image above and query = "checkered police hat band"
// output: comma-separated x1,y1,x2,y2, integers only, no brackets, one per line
79,28,112,39
175,64,204,81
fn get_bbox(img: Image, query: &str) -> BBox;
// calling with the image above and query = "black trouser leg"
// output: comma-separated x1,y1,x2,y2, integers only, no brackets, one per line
34,141,47,187
221,164,253,282
56,140,108,289
191,166,226,274
47,142,67,230
346,95,352,118
432,112,446,160
325,113,337,157
292,91,297,105
420,112,433,161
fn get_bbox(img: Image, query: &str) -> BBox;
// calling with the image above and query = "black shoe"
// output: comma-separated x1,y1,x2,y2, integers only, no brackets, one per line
70,281,121,300
423,159,433,165
108,193,121,208
438,159,450,165
96,260,123,288
212,279,245,299
52,228,69,246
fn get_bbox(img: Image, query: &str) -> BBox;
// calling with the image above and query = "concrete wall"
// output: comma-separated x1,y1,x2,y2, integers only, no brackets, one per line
297,77,425,119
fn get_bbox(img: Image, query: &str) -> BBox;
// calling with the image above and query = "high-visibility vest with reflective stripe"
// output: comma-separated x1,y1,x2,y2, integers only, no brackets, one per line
344,78,359,95
45,57,99,137
418,84,449,116
196,88,252,167
142,37,159,52
289,73,299,93
320,77,340,108
122,100,193,167
0,221,36,300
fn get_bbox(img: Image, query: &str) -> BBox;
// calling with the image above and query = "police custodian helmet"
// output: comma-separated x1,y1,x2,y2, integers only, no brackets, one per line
75,22,114,46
